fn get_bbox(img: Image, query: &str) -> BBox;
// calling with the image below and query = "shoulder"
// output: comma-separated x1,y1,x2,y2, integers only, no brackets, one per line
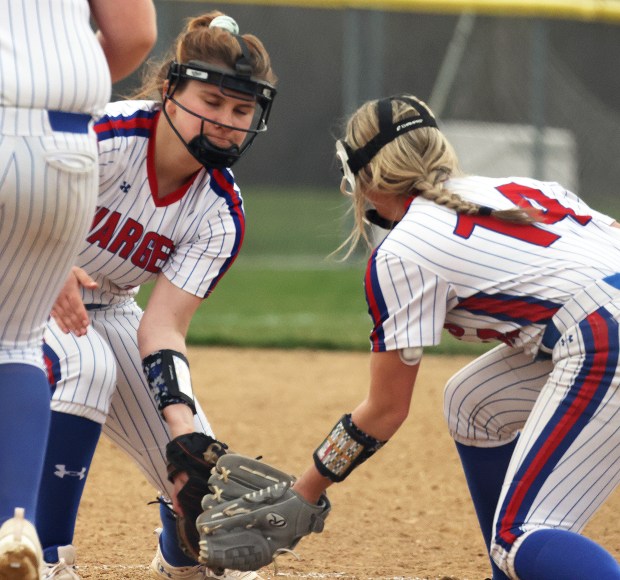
94,100,160,143
443,175,573,209
205,168,243,207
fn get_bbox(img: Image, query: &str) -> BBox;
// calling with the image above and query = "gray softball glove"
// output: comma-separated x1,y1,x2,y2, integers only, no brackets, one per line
197,455,330,571
201,454,296,511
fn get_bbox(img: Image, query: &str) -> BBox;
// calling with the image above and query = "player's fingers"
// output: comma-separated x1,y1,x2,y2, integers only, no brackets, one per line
172,497,184,517
73,266,98,289
53,297,90,336
50,308,70,334
171,474,189,517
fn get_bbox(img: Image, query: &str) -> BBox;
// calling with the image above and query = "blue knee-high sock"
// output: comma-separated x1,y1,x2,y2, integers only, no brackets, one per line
159,501,199,567
0,363,51,524
456,440,517,580
36,411,101,563
515,529,620,580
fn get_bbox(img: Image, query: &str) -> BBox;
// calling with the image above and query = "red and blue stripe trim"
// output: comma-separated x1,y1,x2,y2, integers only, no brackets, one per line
454,292,561,326
365,249,388,351
205,168,245,297
495,307,619,550
95,108,157,141
43,341,62,394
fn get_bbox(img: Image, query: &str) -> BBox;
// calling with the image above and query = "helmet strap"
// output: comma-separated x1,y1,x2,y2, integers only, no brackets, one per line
345,96,438,175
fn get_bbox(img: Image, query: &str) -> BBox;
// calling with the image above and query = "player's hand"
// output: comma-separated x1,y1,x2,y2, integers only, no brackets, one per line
164,432,230,560
51,267,98,336
170,471,189,516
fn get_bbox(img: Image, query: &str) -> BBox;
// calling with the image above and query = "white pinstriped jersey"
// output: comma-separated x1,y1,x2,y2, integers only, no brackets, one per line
41,99,243,495
0,0,111,114
78,100,245,306
366,176,620,356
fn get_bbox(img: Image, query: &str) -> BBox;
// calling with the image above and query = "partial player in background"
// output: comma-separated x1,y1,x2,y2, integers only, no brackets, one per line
197,95,620,580
35,11,277,580
0,1,155,578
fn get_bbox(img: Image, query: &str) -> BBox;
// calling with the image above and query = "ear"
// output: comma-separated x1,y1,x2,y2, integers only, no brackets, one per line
162,80,170,100
164,99,176,119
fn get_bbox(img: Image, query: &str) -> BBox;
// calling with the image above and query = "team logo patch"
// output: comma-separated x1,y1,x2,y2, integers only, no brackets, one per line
267,512,287,528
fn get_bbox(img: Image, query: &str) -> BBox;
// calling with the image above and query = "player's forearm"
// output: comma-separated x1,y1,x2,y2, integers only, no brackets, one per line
162,403,195,437
293,465,333,504
349,398,409,442
138,329,187,361
137,307,188,360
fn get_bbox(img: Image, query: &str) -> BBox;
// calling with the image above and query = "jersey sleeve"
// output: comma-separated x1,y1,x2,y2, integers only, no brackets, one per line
94,102,155,190
364,248,454,352
162,169,245,299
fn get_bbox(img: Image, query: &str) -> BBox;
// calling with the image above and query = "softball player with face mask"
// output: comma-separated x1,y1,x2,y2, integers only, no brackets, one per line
0,1,155,578
34,12,277,580
280,95,620,580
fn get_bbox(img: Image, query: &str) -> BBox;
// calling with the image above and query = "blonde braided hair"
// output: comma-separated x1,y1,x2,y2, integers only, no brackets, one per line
337,95,537,256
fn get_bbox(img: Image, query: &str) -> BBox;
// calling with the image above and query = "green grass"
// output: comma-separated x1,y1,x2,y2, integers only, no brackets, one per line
138,262,370,350
136,261,491,355
239,187,350,258
135,186,498,354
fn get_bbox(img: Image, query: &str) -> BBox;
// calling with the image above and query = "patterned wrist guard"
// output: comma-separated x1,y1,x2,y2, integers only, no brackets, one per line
142,349,196,415
313,413,386,482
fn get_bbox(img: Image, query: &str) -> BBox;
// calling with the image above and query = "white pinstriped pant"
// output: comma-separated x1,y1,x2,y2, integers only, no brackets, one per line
43,300,214,499
444,278,620,578
0,108,98,368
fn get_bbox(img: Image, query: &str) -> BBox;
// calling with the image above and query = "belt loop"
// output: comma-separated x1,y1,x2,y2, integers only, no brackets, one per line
48,111,92,134
541,320,561,353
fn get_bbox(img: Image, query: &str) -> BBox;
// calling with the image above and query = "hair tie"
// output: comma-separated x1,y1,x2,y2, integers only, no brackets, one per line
478,206,493,217
209,15,239,35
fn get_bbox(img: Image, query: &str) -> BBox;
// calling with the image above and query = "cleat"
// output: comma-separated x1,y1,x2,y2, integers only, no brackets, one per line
150,529,262,580
41,545,80,579
0,507,43,580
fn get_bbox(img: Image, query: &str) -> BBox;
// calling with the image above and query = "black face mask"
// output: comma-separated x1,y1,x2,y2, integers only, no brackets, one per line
162,99,248,169
163,47,276,170
186,132,241,170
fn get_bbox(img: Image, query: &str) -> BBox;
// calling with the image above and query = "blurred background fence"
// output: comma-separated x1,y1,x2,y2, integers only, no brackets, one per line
126,0,620,350
119,0,620,205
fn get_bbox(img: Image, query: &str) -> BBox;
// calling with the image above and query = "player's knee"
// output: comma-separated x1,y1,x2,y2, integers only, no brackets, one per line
49,348,117,422
443,368,510,445
443,369,484,442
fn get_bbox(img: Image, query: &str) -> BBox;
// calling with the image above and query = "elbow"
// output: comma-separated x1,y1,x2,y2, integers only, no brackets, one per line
136,322,150,357
128,12,158,58
138,28,158,57
108,31,157,83
127,29,157,71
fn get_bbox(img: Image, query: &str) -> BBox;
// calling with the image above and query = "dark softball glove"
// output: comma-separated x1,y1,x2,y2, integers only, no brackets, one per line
165,432,229,560
197,454,330,571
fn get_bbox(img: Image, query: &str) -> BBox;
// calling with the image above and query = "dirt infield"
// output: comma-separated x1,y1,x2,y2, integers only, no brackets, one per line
73,348,620,580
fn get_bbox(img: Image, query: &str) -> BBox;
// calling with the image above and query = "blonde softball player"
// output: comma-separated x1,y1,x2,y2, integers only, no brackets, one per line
319,96,620,579
35,12,276,580
0,1,155,578
204,96,620,579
